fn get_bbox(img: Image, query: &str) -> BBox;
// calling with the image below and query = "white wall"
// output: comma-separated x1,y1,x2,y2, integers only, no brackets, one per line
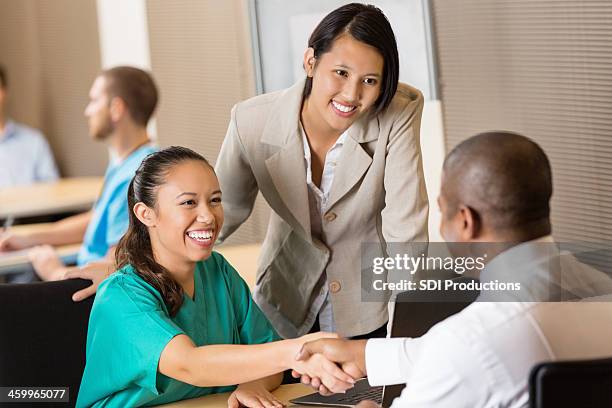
95,0,156,139
421,100,446,242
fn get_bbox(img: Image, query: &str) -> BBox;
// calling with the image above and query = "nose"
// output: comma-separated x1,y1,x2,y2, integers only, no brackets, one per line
342,79,361,104
196,205,214,225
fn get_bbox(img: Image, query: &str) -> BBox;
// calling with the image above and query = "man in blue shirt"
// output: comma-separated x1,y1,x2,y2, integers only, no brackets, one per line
0,65,59,188
0,66,158,301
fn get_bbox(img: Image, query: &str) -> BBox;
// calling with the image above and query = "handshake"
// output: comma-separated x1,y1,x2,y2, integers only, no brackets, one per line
289,334,368,395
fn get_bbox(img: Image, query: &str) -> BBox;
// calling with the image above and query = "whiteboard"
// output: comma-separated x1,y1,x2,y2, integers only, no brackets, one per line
250,0,438,100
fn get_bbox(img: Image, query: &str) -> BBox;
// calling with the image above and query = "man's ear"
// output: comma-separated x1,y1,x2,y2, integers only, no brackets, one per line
458,205,481,240
133,202,156,227
109,96,126,122
303,47,316,77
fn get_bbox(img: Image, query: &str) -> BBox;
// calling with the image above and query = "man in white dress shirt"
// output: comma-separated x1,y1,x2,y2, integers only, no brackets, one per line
295,131,612,407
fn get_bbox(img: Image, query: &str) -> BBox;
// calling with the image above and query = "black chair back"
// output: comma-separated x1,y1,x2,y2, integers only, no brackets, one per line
0,279,94,408
529,358,612,408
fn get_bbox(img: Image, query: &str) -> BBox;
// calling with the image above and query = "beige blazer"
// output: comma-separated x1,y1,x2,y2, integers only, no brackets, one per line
215,79,429,338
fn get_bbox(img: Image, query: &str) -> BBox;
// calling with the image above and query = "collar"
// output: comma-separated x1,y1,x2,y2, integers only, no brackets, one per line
481,235,557,281
301,127,349,161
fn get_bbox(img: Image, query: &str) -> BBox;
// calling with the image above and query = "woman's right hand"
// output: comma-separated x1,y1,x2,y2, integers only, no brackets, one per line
289,332,356,394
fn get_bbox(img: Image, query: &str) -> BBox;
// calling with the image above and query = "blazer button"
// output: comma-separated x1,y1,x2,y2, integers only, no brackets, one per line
329,280,341,294
324,212,337,222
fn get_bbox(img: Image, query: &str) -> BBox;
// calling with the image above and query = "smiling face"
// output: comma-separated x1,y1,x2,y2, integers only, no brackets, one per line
145,160,224,272
302,34,384,136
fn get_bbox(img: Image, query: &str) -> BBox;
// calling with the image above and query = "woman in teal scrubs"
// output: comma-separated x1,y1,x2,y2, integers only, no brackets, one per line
76,147,354,408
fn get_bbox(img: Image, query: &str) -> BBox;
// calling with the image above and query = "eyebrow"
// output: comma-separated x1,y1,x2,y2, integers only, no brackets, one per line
175,190,222,199
336,64,382,78
175,192,196,199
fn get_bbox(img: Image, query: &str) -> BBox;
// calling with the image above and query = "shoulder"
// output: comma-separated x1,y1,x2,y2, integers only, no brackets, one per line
96,264,165,312
123,145,157,173
234,89,285,117
107,145,157,187
201,252,249,290
9,122,48,145
202,251,238,279
378,82,424,123
230,88,286,135
230,81,303,133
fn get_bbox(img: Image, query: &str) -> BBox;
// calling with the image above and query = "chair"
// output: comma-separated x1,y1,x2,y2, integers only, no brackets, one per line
529,358,612,408
0,279,95,408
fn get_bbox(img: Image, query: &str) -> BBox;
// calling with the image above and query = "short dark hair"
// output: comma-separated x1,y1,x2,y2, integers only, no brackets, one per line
116,146,212,316
303,3,399,115
101,66,158,127
0,64,7,89
443,131,553,232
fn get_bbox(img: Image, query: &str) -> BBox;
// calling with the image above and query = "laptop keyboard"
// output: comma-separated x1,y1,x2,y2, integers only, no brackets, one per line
335,386,384,405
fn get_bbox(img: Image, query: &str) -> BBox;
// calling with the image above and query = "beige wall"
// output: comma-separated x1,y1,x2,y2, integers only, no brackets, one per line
0,0,106,177
147,0,270,244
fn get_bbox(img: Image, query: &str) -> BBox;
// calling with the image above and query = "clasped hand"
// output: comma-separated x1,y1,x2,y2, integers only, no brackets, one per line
290,338,367,395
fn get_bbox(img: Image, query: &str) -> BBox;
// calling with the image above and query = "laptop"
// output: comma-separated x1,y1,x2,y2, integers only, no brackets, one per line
290,276,480,407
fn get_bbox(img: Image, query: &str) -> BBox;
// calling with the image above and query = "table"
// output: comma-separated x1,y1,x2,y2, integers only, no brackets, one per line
157,384,312,407
0,222,262,283
0,224,81,276
0,177,103,219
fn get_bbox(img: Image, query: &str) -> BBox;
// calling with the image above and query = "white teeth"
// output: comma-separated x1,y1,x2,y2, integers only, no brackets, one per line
187,230,213,241
332,100,356,113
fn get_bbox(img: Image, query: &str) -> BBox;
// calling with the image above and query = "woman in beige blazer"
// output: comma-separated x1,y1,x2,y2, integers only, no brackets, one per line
215,3,428,339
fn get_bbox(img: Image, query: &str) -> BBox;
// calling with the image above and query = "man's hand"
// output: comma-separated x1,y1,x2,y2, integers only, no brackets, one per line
64,260,115,302
287,333,357,394
293,338,367,395
29,245,68,281
0,232,36,252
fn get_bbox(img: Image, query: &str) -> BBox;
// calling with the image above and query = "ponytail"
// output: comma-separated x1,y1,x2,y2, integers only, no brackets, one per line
116,147,211,316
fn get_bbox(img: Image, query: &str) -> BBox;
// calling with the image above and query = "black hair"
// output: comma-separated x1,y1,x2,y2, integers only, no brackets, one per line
303,3,399,115
443,131,553,235
115,146,211,316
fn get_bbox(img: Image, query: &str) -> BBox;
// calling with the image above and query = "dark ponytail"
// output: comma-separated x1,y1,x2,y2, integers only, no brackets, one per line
115,146,211,316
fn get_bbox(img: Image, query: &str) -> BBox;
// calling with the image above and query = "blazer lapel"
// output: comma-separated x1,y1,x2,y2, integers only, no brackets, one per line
265,138,311,241
327,115,379,210
261,80,312,241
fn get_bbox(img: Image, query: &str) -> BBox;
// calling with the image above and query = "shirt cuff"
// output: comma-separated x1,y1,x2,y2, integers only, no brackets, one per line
365,337,420,386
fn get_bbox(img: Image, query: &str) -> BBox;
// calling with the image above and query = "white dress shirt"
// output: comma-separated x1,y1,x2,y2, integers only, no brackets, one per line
366,237,612,407
302,127,348,332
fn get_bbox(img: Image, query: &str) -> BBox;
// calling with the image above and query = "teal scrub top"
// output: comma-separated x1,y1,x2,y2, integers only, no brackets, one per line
77,144,158,266
76,252,280,408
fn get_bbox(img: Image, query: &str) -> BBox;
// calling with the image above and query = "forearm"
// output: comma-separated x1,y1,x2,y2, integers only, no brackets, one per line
29,211,92,246
179,339,298,387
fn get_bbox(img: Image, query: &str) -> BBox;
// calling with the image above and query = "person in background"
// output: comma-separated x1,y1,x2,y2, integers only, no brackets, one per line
0,64,59,188
0,66,158,301
77,146,353,408
215,3,428,340
294,131,612,407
